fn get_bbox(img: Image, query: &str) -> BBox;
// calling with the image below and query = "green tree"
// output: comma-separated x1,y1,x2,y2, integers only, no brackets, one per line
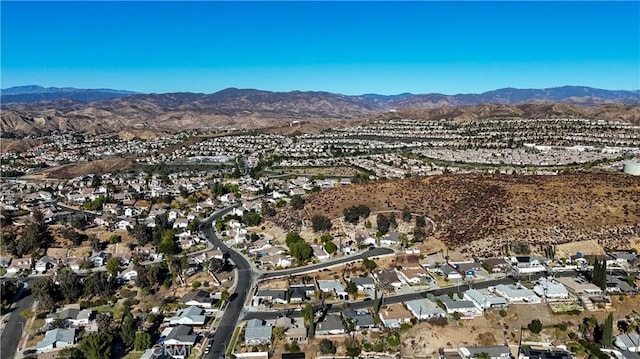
56,347,84,359
318,338,337,355
402,206,412,222
311,215,332,232
324,241,337,254
346,280,358,297
134,332,152,351
158,230,179,254
273,326,285,341
105,257,120,277
290,241,313,263
362,257,377,272
58,268,82,303
302,303,315,338
601,312,613,347
120,312,137,348
415,215,426,228
80,332,112,359
345,339,362,358
32,277,58,309
377,213,390,234
192,280,202,289
290,195,305,210
528,319,543,334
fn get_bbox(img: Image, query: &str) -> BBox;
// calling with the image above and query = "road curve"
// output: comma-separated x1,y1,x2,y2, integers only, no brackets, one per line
202,206,253,359
1,280,35,359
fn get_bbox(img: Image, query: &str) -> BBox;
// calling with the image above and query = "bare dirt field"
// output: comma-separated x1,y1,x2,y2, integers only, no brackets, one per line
555,239,606,259
401,295,640,358
304,173,640,258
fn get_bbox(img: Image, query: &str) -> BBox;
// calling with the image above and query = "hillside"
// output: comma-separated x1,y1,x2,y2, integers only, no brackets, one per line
303,173,640,257
2,86,639,136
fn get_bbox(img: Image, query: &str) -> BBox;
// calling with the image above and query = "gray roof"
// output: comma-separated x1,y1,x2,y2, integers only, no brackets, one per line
37,328,75,348
615,333,640,350
317,280,346,293
342,309,375,327
351,276,375,287
462,346,512,358
317,314,345,332
437,295,477,310
245,319,272,340
256,289,287,301
165,325,197,344
405,298,446,317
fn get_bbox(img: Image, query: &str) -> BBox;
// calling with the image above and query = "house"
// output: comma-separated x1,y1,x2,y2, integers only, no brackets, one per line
316,314,346,335
434,264,463,280
555,276,603,296
284,316,308,344
181,291,215,309
614,333,640,352
288,285,315,303
520,347,573,359
379,303,413,328
380,232,401,247
463,289,508,310
35,255,58,273
494,284,541,303
311,244,330,261
116,218,136,231
437,294,483,318
317,279,348,300
7,256,33,274
245,319,272,345
610,252,637,265
260,254,292,268
65,257,86,271
451,262,484,277
405,299,446,320
458,346,513,359
253,289,288,306
173,218,189,230
511,256,547,273
481,257,511,273
376,269,403,290
36,328,76,353
119,267,138,282
167,306,206,326
398,267,429,285
46,308,92,327
354,230,376,246
350,276,376,291
342,309,377,330
162,325,197,359
533,278,569,300
89,252,109,267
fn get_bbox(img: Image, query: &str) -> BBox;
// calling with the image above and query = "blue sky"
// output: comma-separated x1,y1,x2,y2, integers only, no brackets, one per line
1,1,639,95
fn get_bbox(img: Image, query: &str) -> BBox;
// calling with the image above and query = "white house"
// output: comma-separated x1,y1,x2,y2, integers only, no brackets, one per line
119,267,138,282
167,306,206,326
405,299,446,320
533,278,569,300
494,284,542,303
614,333,640,352
36,328,76,353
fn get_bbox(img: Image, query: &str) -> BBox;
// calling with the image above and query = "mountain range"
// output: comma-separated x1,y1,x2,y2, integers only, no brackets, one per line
2,85,639,135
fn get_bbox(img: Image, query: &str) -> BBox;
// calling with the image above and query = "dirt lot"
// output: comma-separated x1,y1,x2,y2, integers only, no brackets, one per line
555,240,606,259
402,295,640,357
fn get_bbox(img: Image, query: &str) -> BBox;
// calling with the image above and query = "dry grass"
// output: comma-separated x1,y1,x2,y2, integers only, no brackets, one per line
44,157,133,179
304,173,640,257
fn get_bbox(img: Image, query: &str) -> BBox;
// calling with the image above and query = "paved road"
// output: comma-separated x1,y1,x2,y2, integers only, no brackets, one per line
259,247,394,280
1,280,35,359
245,271,579,321
202,206,253,359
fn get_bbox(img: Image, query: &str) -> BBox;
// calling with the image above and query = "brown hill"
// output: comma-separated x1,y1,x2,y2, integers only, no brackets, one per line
304,173,640,257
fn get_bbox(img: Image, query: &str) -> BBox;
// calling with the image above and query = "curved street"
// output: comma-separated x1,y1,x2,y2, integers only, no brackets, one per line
202,207,253,359
0,280,35,359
